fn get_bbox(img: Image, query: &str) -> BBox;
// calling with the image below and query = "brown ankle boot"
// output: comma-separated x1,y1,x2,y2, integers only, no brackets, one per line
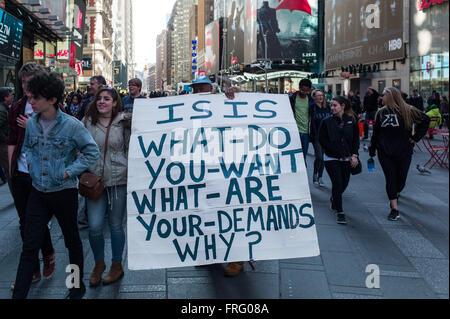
103,262,124,285
90,260,106,287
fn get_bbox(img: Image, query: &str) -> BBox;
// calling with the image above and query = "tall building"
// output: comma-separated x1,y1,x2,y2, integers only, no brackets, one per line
82,0,114,87
172,0,195,84
112,0,134,90
156,30,168,91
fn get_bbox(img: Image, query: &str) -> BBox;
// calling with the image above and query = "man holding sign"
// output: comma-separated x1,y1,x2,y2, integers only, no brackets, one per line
126,84,320,276
189,77,245,276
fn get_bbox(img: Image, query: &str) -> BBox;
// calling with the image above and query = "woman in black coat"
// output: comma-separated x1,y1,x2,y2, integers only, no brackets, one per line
369,87,430,221
319,96,360,225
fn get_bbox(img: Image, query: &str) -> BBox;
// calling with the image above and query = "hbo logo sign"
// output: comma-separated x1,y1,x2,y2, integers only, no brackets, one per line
389,38,402,52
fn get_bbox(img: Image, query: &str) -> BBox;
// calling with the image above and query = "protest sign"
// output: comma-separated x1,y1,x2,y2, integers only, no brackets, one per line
127,93,320,270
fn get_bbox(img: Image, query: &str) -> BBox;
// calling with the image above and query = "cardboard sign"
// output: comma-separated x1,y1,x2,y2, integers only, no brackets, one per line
127,93,320,270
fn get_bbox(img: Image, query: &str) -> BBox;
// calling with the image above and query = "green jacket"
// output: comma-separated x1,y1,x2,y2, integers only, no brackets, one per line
426,107,442,129
0,103,8,145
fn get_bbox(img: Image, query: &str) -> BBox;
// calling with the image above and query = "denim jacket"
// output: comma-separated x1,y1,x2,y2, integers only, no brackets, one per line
23,108,100,193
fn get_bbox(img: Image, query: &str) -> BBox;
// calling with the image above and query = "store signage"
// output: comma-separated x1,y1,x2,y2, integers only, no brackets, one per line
0,8,23,60
418,0,448,10
82,58,92,70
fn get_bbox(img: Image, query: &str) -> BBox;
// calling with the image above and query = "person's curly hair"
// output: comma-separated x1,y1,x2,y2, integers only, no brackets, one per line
26,71,65,109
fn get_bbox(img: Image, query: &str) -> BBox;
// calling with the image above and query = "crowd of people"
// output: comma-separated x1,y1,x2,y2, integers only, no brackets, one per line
0,62,445,299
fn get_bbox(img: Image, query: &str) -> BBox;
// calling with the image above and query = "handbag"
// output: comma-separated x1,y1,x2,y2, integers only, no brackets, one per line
79,123,112,200
350,158,362,175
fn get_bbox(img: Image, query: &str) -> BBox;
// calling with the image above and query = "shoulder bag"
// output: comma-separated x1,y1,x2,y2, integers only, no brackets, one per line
78,123,112,200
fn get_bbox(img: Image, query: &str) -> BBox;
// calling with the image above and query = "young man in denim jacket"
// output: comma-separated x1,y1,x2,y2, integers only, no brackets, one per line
12,72,100,299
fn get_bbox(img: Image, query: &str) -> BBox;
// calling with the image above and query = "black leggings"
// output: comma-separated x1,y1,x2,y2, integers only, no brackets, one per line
378,152,412,200
324,160,351,213
312,141,325,178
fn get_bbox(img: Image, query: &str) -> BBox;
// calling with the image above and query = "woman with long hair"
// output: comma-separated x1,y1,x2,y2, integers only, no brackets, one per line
83,86,132,287
369,87,430,221
66,94,82,118
319,96,360,225
310,90,331,186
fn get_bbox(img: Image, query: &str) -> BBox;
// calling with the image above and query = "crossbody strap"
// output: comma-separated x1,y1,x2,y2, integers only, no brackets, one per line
101,123,112,178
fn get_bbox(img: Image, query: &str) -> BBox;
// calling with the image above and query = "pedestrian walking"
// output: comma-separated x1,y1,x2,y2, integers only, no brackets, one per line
76,76,107,229
319,96,360,225
310,89,331,187
121,78,146,113
65,93,82,118
407,89,424,112
439,95,448,128
362,87,380,139
289,79,313,162
0,87,13,188
83,86,131,287
77,75,107,121
12,71,100,299
7,63,57,291
369,87,430,221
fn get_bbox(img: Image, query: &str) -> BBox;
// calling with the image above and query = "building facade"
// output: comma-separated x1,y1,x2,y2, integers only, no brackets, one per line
81,0,114,88
172,0,195,85
409,0,449,99
112,0,134,90
3,0,87,96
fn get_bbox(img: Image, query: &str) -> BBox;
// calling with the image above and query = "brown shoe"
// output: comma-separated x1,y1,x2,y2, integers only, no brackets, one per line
89,260,106,287
103,262,124,285
224,262,244,277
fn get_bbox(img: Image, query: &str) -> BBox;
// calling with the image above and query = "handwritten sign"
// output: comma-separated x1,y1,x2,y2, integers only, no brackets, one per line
127,93,320,270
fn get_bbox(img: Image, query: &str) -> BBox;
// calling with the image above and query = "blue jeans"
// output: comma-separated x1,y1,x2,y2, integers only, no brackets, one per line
299,133,310,164
87,185,127,263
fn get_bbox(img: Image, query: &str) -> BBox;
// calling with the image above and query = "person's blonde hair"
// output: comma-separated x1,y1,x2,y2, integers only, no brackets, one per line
313,89,327,108
379,87,422,130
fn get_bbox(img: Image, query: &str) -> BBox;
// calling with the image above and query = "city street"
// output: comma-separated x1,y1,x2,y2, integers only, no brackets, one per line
0,142,448,299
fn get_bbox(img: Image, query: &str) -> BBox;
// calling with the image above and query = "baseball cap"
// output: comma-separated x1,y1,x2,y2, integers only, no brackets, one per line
190,75,212,86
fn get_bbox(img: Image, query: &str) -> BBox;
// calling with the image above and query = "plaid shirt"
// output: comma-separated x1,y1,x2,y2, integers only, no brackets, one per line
7,97,27,177
7,97,65,177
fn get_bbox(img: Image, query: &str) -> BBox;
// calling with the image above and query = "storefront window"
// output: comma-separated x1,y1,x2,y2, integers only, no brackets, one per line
410,53,449,101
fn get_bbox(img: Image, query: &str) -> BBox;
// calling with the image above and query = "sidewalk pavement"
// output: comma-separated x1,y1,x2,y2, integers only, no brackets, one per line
0,142,448,299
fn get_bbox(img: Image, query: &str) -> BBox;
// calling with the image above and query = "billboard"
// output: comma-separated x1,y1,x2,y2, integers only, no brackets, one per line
205,19,222,74
209,0,319,72
0,8,23,61
256,0,319,61
325,0,405,70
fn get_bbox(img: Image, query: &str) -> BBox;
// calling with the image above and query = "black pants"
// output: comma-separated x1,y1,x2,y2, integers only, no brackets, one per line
378,151,412,201
13,187,83,299
11,172,54,271
364,111,377,138
312,140,325,178
325,160,351,213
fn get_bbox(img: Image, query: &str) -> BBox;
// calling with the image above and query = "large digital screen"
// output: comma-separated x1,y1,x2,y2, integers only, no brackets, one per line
0,8,23,61
256,0,319,61
210,0,319,71
325,0,405,70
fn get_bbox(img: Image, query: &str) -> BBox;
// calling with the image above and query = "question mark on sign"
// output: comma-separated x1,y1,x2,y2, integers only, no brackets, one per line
245,231,262,260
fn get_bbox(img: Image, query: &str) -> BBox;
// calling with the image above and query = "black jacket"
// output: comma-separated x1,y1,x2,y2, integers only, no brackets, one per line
407,95,424,112
369,107,430,158
363,89,380,113
319,113,360,159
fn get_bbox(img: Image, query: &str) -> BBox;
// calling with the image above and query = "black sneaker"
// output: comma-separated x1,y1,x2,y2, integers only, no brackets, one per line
336,213,347,225
388,209,400,221
65,281,86,299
